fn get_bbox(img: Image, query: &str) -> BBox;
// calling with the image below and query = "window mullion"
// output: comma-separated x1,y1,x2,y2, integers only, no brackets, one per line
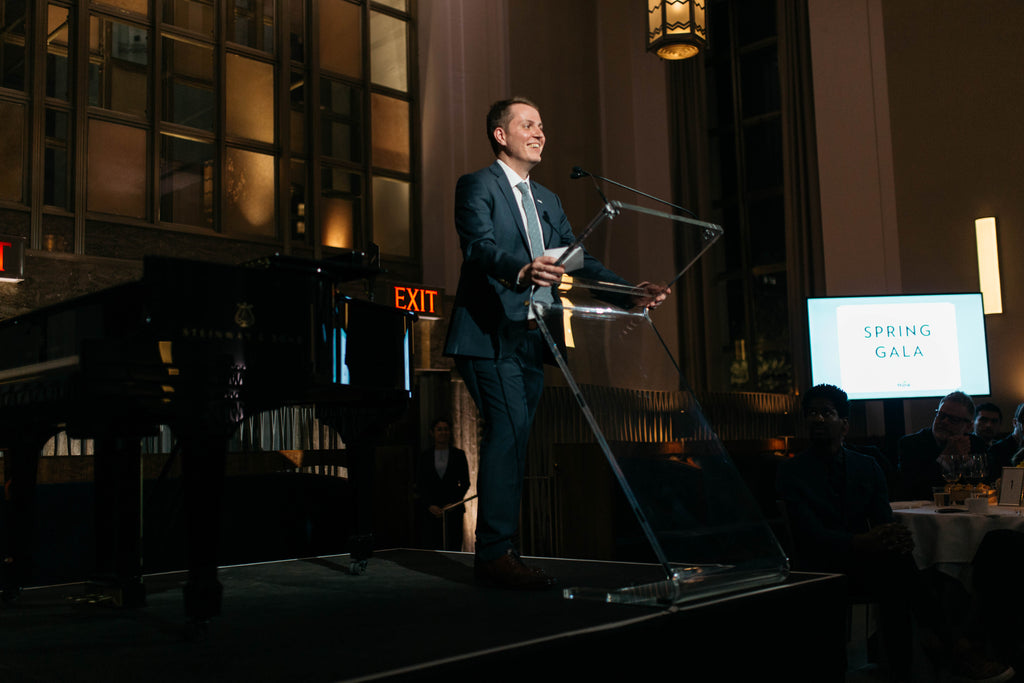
72,1,89,253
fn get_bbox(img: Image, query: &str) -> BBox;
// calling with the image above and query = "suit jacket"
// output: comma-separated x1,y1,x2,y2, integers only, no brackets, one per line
443,161,628,360
776,446,894,572
415,447,470,514
989,435,1023,475
896,427,988,500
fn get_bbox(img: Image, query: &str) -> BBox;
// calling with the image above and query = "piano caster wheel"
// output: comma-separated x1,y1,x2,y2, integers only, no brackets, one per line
348,559,368,576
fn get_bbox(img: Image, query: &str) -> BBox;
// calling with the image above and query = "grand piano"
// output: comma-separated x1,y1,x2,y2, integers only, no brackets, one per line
0,255,415,622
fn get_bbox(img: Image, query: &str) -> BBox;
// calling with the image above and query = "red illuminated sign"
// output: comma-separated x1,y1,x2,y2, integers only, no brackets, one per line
0,236,25,282
393,286,439,314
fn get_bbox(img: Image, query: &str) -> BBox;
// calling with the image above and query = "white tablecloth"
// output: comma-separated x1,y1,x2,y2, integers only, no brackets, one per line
893,501,1024,570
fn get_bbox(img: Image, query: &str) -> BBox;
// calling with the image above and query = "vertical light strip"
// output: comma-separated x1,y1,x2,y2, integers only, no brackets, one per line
975,217,1003,314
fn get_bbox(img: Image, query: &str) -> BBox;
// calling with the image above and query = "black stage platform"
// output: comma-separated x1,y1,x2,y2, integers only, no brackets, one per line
0,549,846,683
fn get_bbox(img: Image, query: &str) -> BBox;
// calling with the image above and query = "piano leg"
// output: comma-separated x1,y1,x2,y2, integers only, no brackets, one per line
92,437,145,608
0,434,44,602
346,441,374,575
318,409,380,575
178,431,227,622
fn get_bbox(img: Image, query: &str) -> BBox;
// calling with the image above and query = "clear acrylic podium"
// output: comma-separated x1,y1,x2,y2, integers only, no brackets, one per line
531,200,789,606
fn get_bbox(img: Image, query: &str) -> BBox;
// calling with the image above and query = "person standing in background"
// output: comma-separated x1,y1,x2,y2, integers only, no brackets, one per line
415,418,470,551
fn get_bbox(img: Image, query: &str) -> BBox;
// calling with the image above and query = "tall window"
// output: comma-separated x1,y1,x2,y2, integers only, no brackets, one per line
704,0,790,393
0,0,417,267
0,0,27,203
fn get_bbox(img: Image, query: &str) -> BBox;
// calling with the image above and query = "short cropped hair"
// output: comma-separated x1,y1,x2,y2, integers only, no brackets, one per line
940,390,976,418
486,97,540,155
803,384,850,419
976,402,1002,420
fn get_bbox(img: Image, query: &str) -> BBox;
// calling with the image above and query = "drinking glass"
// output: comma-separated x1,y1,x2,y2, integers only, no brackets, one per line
941,453,962,485
963,453,987,486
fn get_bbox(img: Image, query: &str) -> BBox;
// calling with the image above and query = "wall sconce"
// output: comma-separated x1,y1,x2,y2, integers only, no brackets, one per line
975,217,1002,315
647,0,707,61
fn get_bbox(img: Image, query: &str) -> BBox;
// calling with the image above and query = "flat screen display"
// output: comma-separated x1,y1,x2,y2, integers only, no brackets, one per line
807,293,991,400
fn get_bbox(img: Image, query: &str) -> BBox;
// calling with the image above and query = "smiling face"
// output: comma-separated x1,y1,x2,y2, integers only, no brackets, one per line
493,103,545,177
932,399,973,442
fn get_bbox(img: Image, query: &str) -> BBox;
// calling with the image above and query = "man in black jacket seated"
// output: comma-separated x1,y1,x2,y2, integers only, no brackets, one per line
778,384,1012,682
897,391,989,501
988,402,1024,475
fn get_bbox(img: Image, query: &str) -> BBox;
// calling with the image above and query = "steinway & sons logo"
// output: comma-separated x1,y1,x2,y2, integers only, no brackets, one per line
234,302,256,328
178,302,302,344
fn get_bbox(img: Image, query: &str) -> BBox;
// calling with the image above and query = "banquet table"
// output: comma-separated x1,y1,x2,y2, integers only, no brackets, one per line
892,501,1024,575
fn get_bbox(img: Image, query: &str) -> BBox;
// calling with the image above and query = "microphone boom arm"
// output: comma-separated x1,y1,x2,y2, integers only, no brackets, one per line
570,166,697,219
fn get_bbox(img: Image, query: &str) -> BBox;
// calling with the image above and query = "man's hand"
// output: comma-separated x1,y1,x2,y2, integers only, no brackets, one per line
518,255,565,288
634,281,671,309
428,505,443,518
942,434,972,456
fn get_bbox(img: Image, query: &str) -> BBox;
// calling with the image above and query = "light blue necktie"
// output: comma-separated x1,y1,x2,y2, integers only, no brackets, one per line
516,181,553,305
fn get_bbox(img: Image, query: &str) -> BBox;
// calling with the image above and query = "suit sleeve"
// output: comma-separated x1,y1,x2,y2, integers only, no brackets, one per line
454,173,529,291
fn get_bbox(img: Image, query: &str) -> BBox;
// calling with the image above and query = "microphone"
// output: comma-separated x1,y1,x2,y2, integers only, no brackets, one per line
569,165,697,218
570,166,610,205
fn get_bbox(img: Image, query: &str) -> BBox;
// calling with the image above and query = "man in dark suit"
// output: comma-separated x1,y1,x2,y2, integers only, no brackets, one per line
444,97,667,588
897,391,989,500
415,418,470,551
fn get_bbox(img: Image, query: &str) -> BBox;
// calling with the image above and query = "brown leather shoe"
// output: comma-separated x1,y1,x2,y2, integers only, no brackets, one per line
474,550,557,589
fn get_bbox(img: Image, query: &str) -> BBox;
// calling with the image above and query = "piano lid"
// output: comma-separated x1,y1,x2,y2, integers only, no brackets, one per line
243,251,384,283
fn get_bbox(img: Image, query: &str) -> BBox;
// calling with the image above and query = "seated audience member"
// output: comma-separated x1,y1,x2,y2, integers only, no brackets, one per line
778,384,915,678
778,384,1013,683
988,403,1024,474
974,402,1003,447
897,391,988,501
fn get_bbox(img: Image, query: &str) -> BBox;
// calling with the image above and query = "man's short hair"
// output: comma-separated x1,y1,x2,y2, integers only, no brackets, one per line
486,97,540,155
940,390,976,418
976,402,1002,420
803,384,850,419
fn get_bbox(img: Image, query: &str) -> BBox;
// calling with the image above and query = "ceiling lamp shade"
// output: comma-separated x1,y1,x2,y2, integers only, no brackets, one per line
647,0,707,60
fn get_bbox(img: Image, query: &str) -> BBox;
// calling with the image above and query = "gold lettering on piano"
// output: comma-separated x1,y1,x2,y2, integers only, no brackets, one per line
178,327,303,345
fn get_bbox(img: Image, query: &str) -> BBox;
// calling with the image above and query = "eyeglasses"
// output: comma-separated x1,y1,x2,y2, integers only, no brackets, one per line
805,407,839,420
934,410,972,426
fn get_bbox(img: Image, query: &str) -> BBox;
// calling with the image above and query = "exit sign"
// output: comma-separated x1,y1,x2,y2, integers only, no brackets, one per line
393,285,439,315
0,236,25,283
